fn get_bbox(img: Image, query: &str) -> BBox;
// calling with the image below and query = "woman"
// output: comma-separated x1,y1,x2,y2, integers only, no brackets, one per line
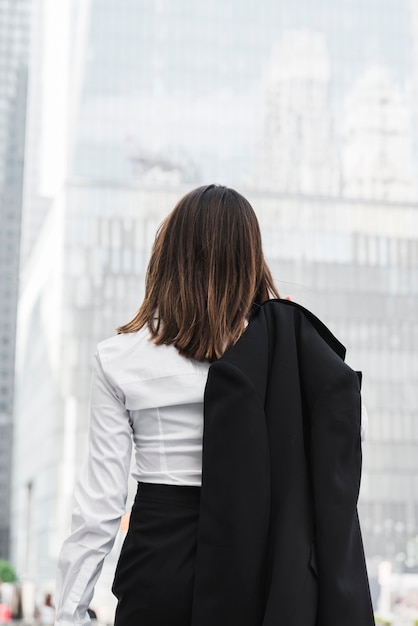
55,184,374,626
38,593,55,625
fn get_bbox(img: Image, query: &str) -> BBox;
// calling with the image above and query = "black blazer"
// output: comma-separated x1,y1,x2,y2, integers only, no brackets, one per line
191,299,374,626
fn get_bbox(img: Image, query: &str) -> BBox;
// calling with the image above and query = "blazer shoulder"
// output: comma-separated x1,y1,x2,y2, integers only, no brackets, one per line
255,299,346,360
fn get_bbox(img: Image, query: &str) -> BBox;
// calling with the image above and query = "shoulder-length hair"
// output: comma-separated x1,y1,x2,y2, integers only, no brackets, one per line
117,184,279,361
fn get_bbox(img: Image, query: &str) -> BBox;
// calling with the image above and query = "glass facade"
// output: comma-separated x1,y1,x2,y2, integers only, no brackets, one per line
0,0,29,559
11,0,418,618
72,0,417,192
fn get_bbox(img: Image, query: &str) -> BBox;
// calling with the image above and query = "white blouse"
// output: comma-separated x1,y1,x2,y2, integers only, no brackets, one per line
55,328,210,626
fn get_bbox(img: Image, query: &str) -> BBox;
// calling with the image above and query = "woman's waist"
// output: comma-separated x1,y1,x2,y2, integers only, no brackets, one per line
131,464,202,487
134,480,201,507
132,442,203,488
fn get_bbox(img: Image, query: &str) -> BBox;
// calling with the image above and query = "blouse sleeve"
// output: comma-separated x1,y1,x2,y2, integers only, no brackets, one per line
54,350,133,626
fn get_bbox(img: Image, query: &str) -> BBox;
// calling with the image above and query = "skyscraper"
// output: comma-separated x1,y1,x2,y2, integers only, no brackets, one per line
342,64,416,201
0,0,29,559
255,30,340,196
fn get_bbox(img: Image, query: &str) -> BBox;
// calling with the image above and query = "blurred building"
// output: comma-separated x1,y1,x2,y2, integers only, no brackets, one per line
0,0,29,559
255,30,340,196
10,0,418,619
342,65,416,202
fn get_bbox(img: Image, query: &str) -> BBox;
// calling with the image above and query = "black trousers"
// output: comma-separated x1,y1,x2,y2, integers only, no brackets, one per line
112,481,201,626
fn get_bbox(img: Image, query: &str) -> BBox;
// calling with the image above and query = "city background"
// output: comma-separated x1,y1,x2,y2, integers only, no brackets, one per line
1,0,418,623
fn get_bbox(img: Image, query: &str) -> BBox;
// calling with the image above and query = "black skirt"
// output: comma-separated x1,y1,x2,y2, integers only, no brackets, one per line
112,481,201,626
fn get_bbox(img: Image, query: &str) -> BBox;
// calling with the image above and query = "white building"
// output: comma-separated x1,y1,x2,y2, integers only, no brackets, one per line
255,30,340,196
342,65,416,202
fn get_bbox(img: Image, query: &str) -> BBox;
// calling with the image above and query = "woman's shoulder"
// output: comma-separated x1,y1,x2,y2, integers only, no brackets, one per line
97,326,151,362
95,326,209,387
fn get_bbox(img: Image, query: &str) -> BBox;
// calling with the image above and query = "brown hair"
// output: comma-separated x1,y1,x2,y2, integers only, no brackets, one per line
117,184,279,361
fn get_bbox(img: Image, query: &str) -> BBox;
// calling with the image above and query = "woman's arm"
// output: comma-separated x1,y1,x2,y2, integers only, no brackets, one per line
55,350,133,626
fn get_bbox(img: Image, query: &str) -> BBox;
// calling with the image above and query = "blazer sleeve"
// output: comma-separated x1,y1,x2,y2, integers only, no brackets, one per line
309,366,374,626
191,361,270,626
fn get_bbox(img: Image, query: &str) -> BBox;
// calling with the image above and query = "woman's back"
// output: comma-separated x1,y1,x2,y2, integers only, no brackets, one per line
98,327,209,486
